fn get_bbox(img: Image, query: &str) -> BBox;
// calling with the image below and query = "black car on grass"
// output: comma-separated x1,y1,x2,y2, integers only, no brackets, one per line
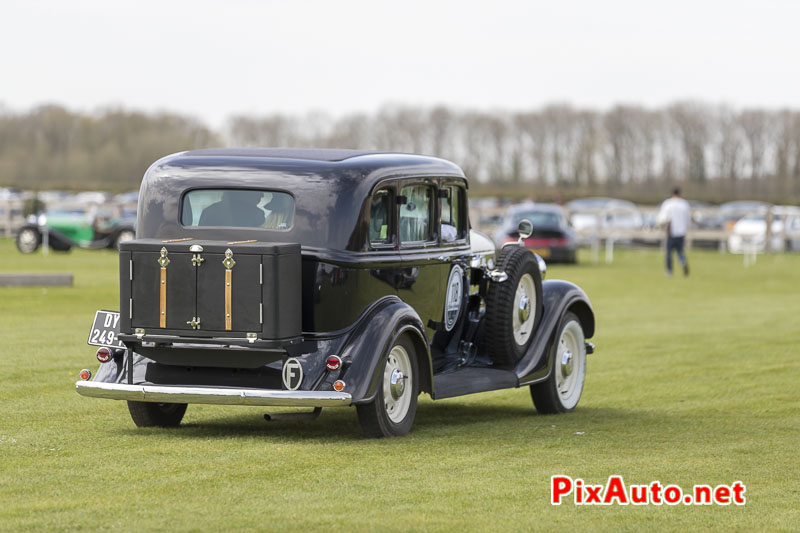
76,149,595,437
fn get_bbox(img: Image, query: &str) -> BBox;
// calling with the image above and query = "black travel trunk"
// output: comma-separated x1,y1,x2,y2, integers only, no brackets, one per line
119,239,301,341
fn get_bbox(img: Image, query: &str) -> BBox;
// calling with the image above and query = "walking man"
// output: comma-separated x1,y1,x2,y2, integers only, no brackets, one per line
657,187,691,276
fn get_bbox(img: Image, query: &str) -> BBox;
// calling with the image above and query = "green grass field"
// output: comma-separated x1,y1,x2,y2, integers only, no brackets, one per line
1,239,798,532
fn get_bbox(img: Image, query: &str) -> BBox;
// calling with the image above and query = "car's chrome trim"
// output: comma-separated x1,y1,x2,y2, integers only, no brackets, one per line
75,381,351,407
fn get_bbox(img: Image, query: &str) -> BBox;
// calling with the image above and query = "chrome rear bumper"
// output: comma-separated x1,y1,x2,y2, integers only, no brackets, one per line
75,381,351,407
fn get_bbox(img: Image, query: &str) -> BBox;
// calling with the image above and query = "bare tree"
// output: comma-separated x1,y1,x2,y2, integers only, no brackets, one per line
668,102,710,183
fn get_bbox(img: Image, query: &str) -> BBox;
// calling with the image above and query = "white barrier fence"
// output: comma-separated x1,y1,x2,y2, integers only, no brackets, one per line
1,199,25,237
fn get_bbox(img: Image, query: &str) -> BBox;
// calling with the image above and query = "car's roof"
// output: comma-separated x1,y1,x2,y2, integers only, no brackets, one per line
151,148,466,186
136,148,468,249
183,148,387,162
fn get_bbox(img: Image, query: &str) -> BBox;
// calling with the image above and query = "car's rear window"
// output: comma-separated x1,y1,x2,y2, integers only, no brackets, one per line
181,189,294,230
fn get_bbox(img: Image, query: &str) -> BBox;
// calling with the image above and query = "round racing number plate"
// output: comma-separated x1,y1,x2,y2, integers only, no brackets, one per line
282,358,304,390
444,265,464,331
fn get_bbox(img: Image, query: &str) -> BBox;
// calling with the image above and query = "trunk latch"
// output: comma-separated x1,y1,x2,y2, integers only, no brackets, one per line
190,244,205,266
186,317,201,330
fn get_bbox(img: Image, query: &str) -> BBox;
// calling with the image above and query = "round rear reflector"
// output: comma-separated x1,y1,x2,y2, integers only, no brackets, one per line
333,380,346,392
96,347,112,363
79,369,92,381
325,355,342,371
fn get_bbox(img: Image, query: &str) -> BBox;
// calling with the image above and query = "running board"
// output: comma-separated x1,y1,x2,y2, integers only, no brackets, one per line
432,367,518,400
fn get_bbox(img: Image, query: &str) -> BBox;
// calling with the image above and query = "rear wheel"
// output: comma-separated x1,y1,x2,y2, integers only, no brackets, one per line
356,334,419,438
485,246,543,366
127,401,187,427
114,229,135,250
530,312,586,414
16,227,41,253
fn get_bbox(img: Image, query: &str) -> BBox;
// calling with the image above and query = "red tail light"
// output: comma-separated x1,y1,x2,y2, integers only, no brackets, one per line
325,355,342,371
96,347,112,363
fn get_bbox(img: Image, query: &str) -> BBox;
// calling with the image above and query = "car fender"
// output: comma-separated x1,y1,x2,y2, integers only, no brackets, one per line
514,279,594,384
338,296,432,404
32,225,75,251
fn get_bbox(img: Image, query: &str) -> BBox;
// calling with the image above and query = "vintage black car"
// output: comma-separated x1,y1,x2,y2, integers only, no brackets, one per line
76,149,595,437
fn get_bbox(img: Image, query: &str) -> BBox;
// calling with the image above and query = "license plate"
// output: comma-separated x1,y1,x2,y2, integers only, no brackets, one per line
531,248,551,258
87,310,125,348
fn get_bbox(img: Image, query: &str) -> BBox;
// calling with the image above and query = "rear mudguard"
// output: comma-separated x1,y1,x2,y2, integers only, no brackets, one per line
337,296,432,405
513,279,595,385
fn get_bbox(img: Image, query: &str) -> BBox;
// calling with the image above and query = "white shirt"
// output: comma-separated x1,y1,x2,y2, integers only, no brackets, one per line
657,197,691,237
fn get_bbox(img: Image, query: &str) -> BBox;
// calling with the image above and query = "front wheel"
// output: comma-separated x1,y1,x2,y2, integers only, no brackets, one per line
530,312,587,414
127,401,187,427
356,334,419,438
16,227,41,253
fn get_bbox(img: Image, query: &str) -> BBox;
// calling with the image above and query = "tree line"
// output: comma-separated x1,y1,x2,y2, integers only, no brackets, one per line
2,102,800,203
0,105,219,191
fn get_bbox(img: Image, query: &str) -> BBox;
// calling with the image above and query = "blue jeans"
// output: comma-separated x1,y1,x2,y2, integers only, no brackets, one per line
666,236,687,273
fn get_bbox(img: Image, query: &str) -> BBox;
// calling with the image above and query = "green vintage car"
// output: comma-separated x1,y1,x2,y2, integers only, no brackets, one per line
16,206,136,253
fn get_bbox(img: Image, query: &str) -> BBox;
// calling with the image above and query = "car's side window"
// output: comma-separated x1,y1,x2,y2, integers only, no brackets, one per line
399,184,433,244
369,189,394,246
441,185,466,242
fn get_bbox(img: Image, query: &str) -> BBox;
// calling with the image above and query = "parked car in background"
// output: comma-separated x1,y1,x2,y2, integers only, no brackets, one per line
74,191,111,205
566,198,643,231
727,207,800,253
687,201,725,230
15,204,136,253
566,197,644,246
494,203,577,263
565,197,628,211
719,201,771,231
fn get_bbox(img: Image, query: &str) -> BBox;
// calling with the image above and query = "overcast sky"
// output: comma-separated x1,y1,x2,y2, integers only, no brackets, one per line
2,0,799,127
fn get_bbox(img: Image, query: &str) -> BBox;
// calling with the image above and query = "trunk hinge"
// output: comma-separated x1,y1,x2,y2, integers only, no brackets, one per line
223,249,235,331
157,247,169,328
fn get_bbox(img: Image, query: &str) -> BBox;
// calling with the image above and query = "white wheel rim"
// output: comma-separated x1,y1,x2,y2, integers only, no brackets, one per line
118,231,134,244
383,344,412,423
555,320,586,409
513,273,536,345
18,229,38,251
